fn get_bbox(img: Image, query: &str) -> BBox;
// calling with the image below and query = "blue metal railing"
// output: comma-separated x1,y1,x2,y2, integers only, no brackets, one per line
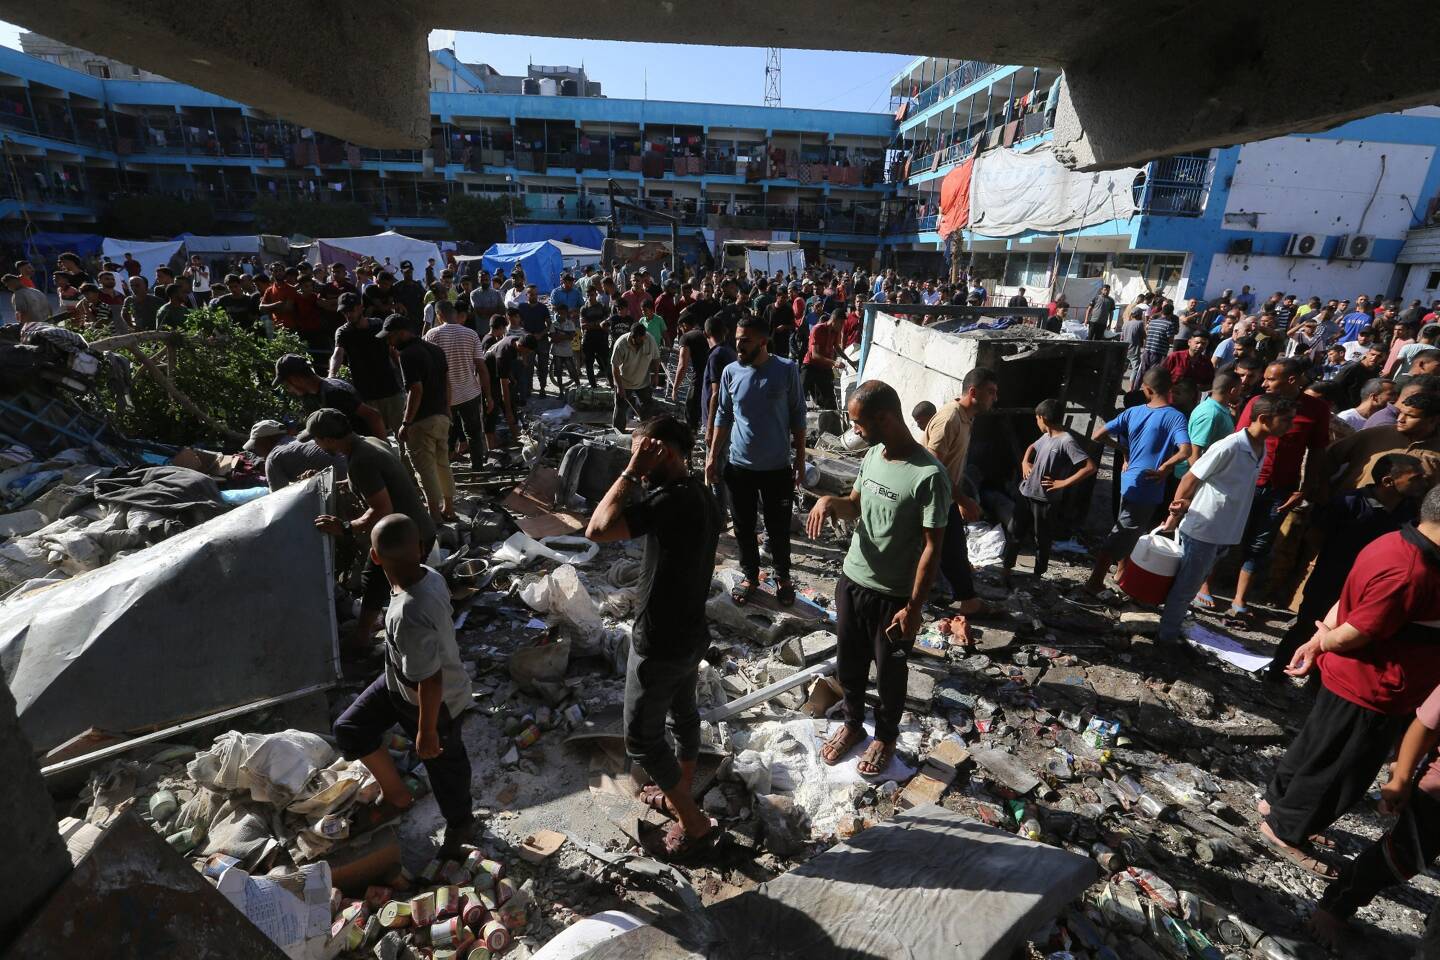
906,61,1002,115
1135,155,1213,217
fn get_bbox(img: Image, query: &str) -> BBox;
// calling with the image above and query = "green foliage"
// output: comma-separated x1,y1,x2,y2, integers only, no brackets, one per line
114,306,308,446
101,196,215,238
253,199,375,239
445,193,515,247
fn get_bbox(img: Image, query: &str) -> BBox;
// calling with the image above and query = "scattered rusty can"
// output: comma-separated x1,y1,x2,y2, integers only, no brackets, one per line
432,951,457,960
330,917,364,953
364,886,392,910
464,947,492,960
494,877,516,906
148,790,178,824
463,850,487,875
441,860,470,886
378,900,412,929
434,885,460,920
514,723,542,749
429,918,472,950
480,920,512,953
409,891,437,927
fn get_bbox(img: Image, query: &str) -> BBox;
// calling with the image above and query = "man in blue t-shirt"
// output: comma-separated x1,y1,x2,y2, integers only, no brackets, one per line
1081,366,1193,598
705,314,807,606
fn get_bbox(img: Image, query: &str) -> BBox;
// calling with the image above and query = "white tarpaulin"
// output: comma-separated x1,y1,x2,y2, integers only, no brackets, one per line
746,247,806,276
304,230,442,271
101,238,184,280
969,144,1142,238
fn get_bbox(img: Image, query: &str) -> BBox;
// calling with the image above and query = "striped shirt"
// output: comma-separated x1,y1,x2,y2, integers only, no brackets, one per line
423,322,484,406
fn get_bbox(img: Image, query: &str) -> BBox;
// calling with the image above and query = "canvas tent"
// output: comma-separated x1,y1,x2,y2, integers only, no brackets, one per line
176,234,262,256
479,241,564,293
507,222,607,251
101,238,184,281
304,230,442,274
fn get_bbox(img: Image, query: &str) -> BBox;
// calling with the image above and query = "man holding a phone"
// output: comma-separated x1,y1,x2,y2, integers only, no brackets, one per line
807,380,950,778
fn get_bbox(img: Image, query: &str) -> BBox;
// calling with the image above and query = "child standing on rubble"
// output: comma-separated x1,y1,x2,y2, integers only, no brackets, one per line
333,513,475,854
1000,399,1097,588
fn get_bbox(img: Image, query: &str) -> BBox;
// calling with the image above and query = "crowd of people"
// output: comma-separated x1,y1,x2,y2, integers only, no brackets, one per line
12,240,1440,943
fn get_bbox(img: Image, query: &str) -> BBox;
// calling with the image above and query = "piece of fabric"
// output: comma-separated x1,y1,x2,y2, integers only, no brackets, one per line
92,465,225,516
843,444,952,598
939,503,976,603
480,241,563,294
335,320,402,402
937,157,975,238
968,144,1141,237
622,476,721,660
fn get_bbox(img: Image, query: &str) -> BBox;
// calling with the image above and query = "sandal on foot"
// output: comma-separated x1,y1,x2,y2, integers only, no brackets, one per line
1224,604,1256,623
639,784,676,819
776,581,796,607
856,740,896,779
731,578,757,606
659,818,722,863
820,724,866,766
1259,822,1338,879
1192,593,1219,611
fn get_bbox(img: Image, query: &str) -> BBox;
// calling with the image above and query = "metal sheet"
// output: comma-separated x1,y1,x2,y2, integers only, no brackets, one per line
0,474,339,755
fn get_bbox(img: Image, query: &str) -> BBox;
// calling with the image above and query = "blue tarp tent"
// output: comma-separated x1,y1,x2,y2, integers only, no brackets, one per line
480,241,564,294
507,222,606,251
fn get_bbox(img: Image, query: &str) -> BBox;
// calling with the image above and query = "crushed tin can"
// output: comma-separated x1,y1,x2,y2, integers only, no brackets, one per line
409,891,437,927
514,724,542,749
148,790,178,824
434,885,461,920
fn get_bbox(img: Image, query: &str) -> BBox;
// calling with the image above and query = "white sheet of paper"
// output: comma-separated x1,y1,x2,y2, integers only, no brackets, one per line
1184,623,1273,672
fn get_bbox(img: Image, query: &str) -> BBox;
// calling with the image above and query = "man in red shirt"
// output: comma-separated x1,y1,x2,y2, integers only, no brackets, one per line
842,293,865,349
1227,357,1331,617
620,274,648,323
1163,334,1215,391
802,309,846,410
1261,485,1440,880
654,280,683,348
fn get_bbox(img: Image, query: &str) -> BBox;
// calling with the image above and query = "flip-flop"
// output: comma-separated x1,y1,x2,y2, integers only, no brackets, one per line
1192,593,1219,611
856,740,896,780
659,818,722,863
731,578,757,606
1259,822,1338,879
1224,604,1256,623
820,724,866,766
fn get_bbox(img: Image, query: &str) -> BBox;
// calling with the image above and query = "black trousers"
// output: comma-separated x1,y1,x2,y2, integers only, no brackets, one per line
684,385,701,431
623,647,703,792
333,675,473,828
938,503,976,603
723,462,793,581
836,572,912,743
448,396,485,469
612,385,653,430
1264,684,1409,846
1003,497,1055,575
583,341,610,386
802,363,836,409
1319,787,1440,918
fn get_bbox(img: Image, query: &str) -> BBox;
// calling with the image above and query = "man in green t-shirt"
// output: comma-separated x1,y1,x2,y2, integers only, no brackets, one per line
806,380,950,778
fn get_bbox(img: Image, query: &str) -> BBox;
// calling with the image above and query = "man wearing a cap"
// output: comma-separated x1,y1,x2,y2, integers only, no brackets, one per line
259,419,345,492
274,353,386,438
375,314,454,520
392,261,425,323
309,408,437,647
331,293,406,434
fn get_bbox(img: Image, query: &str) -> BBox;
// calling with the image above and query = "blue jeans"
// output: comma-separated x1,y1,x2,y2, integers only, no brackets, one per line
1159,533,1226,642
1240,485,1290,573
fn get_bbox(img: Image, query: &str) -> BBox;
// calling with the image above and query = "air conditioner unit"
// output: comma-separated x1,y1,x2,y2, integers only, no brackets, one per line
1286,233,1324,257
1335,233,1376,260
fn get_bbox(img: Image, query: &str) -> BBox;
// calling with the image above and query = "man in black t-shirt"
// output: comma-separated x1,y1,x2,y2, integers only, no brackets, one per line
672,310,712,429
213,274,263,332
274,353,385,437
516,285,551,399
580,285,613,387
586,414,722,860
484,333,537,448
392,260,426,322
1085,284,1116,340
379,314,453,522
331,293,404,434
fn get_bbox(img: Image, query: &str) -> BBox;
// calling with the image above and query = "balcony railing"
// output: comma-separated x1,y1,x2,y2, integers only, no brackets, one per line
903,61,1002,116
1135,155,1213,217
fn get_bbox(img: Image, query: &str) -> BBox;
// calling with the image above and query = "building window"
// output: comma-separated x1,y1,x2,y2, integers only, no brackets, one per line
1427,270,1440,291
85,61,111,79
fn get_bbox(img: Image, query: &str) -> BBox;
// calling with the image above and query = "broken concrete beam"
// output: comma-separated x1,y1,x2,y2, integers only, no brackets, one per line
971,748,1042,795
705,590,810,646
778,630,839,667
808,455,859,497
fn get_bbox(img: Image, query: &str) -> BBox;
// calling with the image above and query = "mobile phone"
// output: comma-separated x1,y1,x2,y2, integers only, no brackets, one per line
885,621,905,644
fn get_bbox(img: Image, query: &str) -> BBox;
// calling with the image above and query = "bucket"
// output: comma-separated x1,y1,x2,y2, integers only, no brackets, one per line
1116,527,1182,605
